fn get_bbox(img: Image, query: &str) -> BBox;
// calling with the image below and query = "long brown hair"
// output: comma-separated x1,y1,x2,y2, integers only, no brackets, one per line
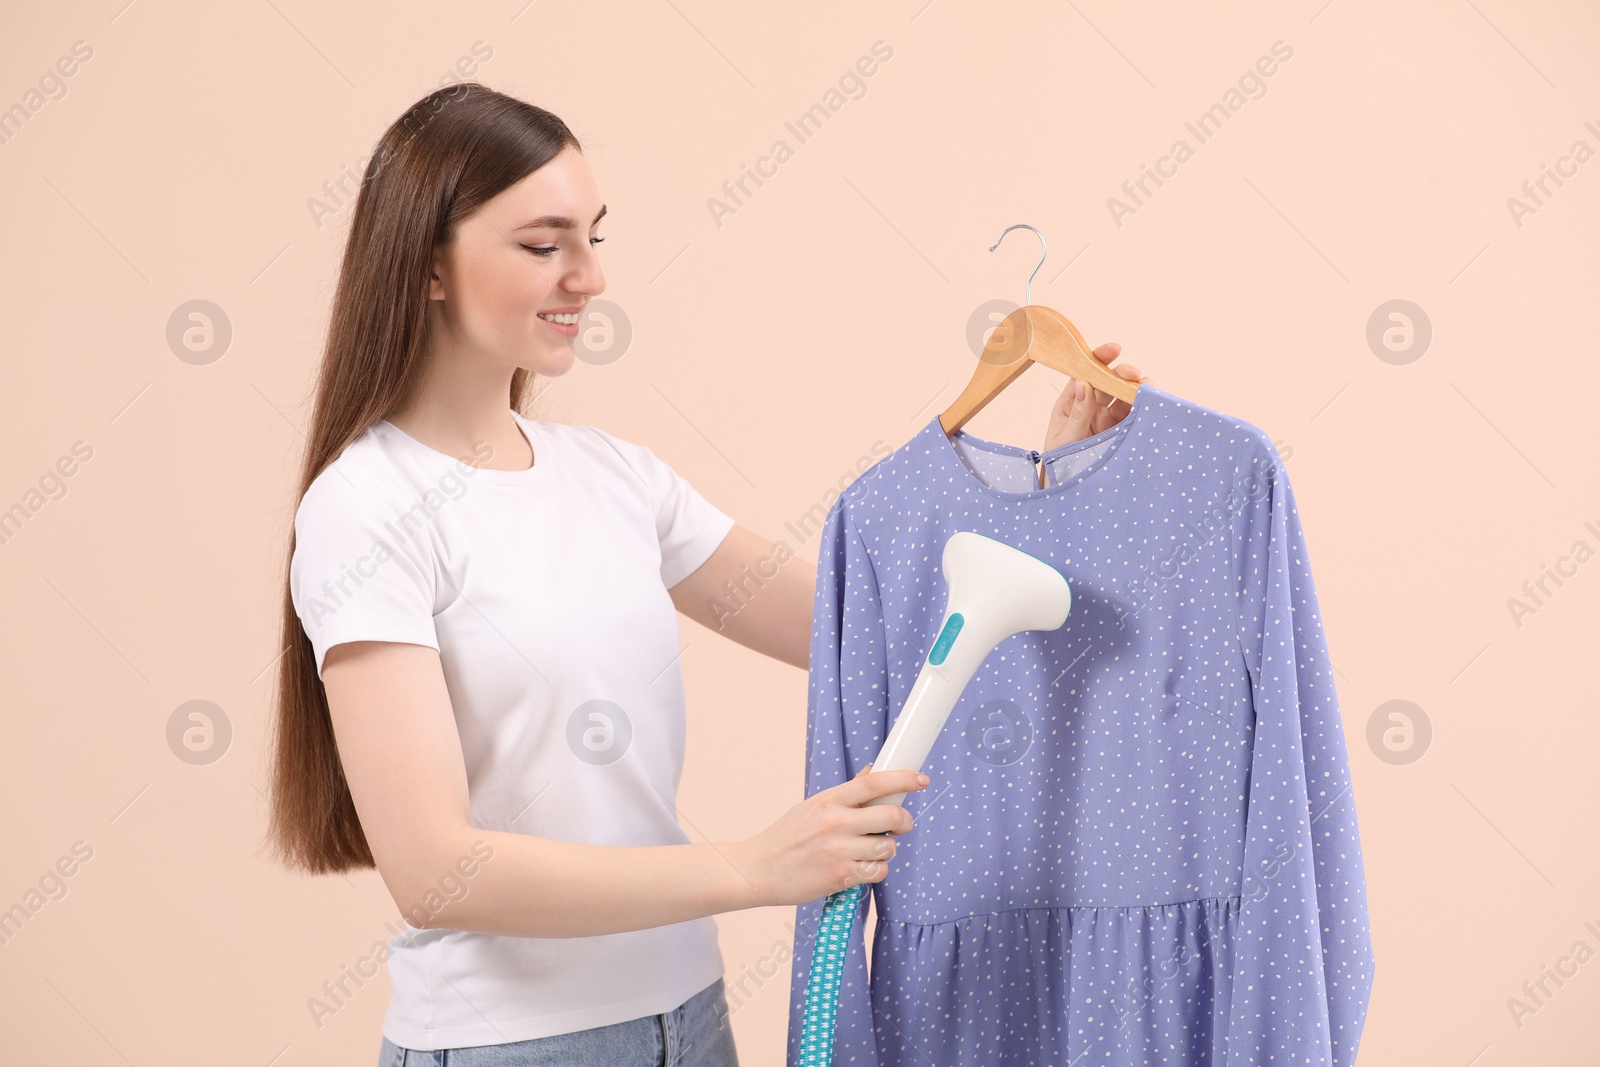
265,84,581,874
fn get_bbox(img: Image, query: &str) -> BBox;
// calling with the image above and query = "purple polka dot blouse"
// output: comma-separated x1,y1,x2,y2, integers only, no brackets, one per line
786,384,1374,1066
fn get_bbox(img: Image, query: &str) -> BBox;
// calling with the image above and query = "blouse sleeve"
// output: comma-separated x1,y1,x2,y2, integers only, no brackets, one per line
1228,442,1375,1066
586,426,737,588
289,464,441,681
786,498,891,1067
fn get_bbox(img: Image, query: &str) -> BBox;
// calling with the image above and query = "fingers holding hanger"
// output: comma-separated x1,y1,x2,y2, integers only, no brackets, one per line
1103,361,1148,410
1044,377,1100,451
1042,344,1148,451
1093,346,1150,424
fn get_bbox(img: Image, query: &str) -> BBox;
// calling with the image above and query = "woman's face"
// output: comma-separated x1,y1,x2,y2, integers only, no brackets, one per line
427,146,606,377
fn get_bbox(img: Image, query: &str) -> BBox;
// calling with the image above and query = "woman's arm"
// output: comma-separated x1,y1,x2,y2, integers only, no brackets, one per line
321,638,921,938
668,523,815,668
322,639,750,937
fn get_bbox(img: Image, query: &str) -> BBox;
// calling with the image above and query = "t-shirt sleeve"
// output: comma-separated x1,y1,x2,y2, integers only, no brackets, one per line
289,463,441,682
587,427,737,588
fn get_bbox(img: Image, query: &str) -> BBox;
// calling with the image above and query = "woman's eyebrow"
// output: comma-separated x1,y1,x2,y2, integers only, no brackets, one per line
513,205,607,230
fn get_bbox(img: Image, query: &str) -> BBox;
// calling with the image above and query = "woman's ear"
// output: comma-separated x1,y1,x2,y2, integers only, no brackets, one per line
428,242,452,301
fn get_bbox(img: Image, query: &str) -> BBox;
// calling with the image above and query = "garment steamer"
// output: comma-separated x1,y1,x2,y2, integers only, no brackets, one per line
796,530,1074,1065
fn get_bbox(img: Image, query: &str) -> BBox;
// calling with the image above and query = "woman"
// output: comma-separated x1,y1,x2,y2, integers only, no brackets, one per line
267,83,1142,1066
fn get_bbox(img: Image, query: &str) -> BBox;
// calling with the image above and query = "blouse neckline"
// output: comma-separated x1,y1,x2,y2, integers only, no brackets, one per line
927,382,1157,501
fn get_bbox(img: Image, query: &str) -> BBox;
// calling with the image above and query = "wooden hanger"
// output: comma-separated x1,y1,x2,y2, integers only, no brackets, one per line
940,224,1139,437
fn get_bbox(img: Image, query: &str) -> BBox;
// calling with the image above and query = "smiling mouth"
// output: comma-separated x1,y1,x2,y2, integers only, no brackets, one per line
537,311,581,324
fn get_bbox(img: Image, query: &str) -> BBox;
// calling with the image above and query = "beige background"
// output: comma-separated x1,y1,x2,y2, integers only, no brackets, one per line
2,0,1596,1063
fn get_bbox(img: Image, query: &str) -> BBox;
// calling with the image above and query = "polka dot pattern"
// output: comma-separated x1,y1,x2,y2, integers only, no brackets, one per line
786,385,1374,1066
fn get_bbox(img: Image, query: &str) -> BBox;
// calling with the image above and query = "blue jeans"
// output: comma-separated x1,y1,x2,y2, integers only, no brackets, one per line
377,976,740,1066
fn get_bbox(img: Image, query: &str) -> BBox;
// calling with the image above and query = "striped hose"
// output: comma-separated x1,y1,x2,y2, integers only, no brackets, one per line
798,823,894,1066
797,882,867,1066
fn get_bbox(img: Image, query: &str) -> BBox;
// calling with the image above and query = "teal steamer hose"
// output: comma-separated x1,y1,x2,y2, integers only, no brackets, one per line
794,531,1073,1064
797,880,868,1066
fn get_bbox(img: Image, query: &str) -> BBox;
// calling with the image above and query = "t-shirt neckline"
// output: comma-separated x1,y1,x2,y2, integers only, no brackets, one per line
928,382,1157,500
379,410,548,486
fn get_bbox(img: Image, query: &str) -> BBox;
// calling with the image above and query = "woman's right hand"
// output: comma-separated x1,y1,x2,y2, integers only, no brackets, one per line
733,763,928,907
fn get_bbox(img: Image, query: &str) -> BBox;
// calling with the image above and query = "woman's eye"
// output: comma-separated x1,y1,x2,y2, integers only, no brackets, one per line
520,237,604,256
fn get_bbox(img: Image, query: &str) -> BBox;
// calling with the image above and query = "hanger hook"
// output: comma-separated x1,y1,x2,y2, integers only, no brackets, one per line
989,223,1047,306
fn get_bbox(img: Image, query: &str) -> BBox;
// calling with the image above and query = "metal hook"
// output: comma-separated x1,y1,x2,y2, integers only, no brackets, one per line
989,223,1047,306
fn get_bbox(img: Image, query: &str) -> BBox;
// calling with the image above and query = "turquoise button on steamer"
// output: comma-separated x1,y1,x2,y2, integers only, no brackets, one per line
928,612,964,665
793,532,1072,1064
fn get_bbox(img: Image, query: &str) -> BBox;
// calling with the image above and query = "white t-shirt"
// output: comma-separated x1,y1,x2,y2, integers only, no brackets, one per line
287,410,737,1050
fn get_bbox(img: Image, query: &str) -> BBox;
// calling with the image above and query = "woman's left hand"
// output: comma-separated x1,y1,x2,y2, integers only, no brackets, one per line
1040,342,1148,453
